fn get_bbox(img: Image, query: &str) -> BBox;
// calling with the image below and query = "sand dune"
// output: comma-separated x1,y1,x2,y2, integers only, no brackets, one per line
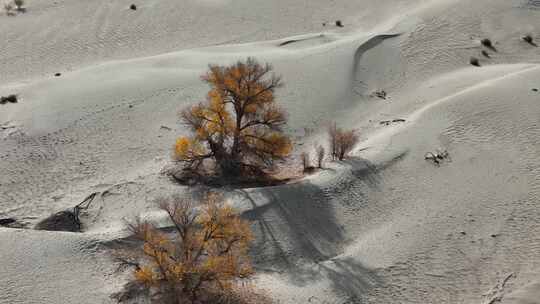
1,0,540,303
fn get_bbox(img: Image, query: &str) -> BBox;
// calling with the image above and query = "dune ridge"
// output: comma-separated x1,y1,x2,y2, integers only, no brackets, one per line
1,0,540,303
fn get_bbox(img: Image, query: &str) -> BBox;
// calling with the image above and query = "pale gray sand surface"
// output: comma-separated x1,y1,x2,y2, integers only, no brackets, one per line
1,0,540,303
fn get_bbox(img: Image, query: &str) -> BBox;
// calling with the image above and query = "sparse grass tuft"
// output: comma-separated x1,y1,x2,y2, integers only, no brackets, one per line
481,38,497,52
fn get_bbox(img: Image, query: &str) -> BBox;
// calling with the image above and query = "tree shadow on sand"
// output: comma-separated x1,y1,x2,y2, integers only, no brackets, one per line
233,153,407,300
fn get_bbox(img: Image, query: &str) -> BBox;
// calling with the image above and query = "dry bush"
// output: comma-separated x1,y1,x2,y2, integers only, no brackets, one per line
328,123,359,161
123,194,258,304
470,57,480,67
316,145,325,168
523,34,537,46
0,94,17,104
481,38,497,52
174,58,292,180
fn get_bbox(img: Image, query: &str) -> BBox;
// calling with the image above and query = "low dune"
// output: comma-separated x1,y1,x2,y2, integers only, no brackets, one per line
1,0,540,303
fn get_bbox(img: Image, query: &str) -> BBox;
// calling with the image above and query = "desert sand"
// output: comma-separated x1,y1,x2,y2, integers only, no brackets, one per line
1,0,540,303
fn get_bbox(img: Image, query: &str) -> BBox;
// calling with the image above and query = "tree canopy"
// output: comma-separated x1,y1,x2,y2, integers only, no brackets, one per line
130,194,254,303
174,58,292,179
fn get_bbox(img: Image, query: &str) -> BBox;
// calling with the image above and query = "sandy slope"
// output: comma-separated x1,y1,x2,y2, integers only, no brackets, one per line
0,0,427,84
0,229,118,304
1,0,540,303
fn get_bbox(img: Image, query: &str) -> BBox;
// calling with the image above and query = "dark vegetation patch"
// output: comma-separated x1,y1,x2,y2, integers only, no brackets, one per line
0,94,18,104
481,38,497,52
523,34,538,46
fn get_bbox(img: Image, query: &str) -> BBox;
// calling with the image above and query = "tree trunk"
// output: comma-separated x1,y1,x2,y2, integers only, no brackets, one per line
218,157,241,178
213,148,241,178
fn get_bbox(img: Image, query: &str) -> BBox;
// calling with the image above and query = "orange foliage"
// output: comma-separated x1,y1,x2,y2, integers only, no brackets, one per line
128,194,255,303
175,58,292,178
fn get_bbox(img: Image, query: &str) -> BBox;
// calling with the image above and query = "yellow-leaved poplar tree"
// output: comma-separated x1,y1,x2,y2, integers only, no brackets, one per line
174,58,292,178
128,194,255,303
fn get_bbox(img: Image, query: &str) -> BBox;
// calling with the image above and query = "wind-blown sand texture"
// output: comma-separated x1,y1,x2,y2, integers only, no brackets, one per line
1,0,540,303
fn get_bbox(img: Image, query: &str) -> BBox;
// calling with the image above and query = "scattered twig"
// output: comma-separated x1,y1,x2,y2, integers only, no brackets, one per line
484,273,515,304
425,149,450,166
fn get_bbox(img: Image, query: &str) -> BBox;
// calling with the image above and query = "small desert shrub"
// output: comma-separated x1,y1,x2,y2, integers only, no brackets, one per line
13,0,23,11
0,94,18,104
174,58,292,180
130,4,137,10
300,152,316,174
481,50,490,58
335,20,344,27
328,123,359,161
481,38,497,52
481,38,493,48
316,145,325,168
470,57,480,67
523,34,537,46
122,194,258,304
